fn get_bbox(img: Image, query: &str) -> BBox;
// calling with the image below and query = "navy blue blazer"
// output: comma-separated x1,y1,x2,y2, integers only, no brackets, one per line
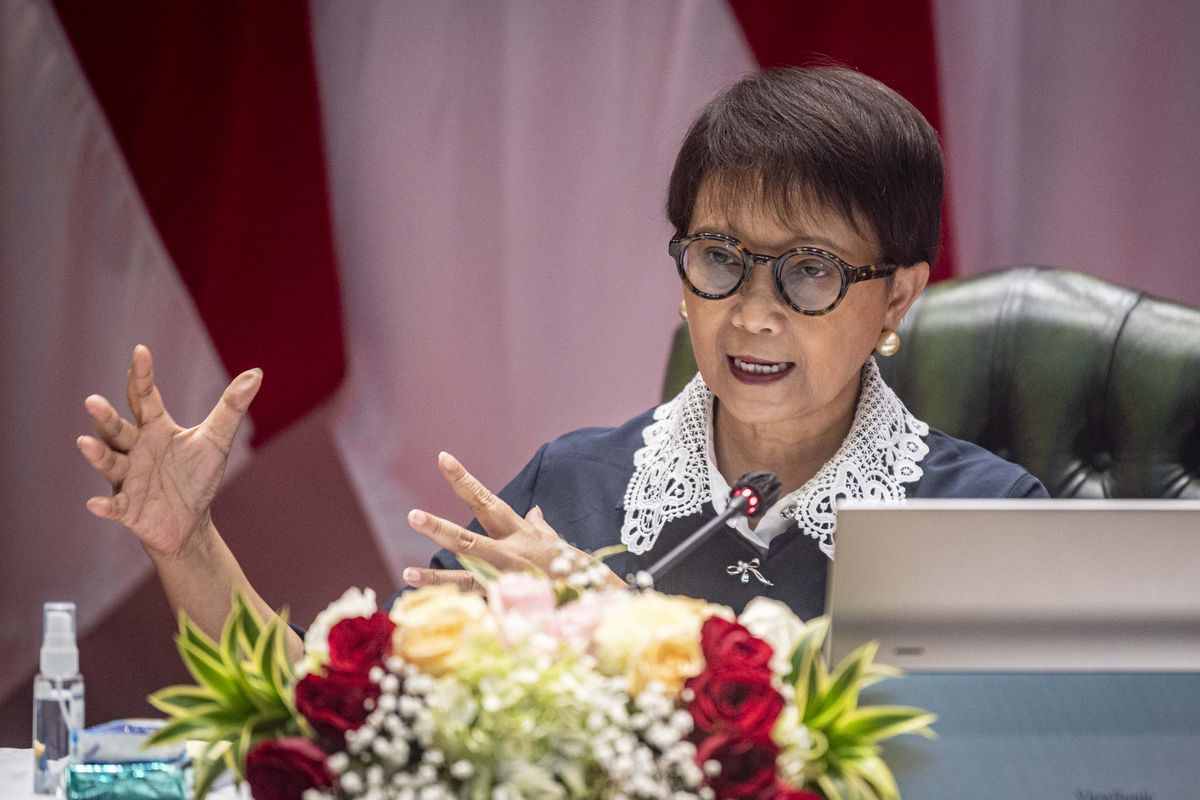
413,405,1046,619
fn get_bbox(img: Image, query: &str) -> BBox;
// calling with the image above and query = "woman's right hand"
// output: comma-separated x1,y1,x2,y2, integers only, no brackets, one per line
77,344,262,561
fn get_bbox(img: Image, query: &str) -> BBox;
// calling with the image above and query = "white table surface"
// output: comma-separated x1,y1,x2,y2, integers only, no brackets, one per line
0,748,243,800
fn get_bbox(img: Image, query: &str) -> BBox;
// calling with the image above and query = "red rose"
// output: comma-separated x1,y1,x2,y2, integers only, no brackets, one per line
687,663,784,738
700,616,773,670
761,781,823,800
244,737,334,800
696,733,779,799
327,611,395,674
295,668,379,745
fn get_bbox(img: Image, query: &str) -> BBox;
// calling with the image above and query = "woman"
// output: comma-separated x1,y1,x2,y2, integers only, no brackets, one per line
77,67,1044,660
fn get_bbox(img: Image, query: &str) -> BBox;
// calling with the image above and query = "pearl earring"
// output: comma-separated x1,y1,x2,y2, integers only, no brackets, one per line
875,331,900,357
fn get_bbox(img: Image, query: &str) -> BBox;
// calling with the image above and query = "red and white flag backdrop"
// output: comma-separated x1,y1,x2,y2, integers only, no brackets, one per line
2,0,1198,739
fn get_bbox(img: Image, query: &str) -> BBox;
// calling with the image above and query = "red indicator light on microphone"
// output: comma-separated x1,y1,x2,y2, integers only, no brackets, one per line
730,471,780,521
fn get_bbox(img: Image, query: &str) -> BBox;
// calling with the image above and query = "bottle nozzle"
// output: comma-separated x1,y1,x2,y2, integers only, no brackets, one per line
40,602,79,678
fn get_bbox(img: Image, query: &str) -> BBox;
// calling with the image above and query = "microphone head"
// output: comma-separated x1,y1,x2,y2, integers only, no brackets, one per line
730,471,782,518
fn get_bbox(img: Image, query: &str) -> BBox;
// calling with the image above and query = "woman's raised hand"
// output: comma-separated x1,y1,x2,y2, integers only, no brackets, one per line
402,452,625,591
77,345,261,560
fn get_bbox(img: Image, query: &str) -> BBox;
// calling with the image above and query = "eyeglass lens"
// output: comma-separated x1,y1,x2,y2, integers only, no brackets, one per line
681,239,843,312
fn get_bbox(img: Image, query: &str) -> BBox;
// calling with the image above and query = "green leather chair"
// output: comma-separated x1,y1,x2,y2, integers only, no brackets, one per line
662,267,1200,498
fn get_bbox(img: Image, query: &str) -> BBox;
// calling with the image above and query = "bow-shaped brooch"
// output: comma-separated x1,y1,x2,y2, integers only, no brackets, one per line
726,558,773,586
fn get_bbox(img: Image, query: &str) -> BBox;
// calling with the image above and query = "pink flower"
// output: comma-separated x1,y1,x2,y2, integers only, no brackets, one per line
555,589,618,653
487,573,622,655
488,572,560,646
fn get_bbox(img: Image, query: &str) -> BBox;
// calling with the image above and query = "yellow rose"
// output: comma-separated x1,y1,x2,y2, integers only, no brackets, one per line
628,634,706,696
593,591,729,695
389,585,495,676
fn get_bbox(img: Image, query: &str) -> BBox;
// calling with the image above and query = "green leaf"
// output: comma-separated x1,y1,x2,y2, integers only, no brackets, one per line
251,612,294,691
219,603,242,674
252,617,278,690
221,614,277,715
788,616,831,678
788,625,827,716
816,772,846,800
177,611,222,665
555,584,581,606
177,636,241,702
142,715,219,747
806,640,877,729
228,716,258,782
204,739,230,762
270,611,295,693
859,661,903,690
800,650,825,723
222,747,240,782
189,753,227,800
851,754,901,800
588,544,627,564
147,685,222,716
458,553,502,584
233,595,263,657
840,769,876,800
804,728,830,763
830,706,937,743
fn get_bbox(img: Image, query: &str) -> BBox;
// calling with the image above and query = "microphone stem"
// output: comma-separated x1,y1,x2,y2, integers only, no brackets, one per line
642,495,750,583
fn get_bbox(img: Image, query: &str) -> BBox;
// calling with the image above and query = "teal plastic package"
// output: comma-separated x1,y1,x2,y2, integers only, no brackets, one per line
64,720,186,800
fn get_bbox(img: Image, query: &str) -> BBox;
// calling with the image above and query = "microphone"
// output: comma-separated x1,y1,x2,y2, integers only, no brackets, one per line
639,471,781,584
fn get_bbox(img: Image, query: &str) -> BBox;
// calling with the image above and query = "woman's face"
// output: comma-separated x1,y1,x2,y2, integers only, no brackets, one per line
683,182,928,437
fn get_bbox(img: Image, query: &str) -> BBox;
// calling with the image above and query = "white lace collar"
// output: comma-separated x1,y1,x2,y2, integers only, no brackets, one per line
620,359,929,558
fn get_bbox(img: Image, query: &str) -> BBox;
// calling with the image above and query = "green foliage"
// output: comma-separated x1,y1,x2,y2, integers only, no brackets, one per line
784,617,936,800
145,594,303,800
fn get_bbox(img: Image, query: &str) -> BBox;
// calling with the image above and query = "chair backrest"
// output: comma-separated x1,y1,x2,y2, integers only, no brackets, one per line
662,267,1200,498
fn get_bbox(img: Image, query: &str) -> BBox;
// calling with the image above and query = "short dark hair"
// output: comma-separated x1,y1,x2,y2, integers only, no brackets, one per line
666,67,944,267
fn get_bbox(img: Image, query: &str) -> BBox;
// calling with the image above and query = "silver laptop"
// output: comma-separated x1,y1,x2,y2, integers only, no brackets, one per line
828,499,1200,671
827,500,1200,799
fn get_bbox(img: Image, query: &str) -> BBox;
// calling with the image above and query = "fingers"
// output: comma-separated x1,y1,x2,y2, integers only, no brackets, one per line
76,435,131,487
85,492,128,522
401,567,483,593
407,508,526,571
524,505,557,537
125,344,169,426
436,451,523,539
85,394,138,452
200,368,262,455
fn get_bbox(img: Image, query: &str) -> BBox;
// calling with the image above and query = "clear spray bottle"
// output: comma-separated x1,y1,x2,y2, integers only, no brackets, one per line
33,601,85,794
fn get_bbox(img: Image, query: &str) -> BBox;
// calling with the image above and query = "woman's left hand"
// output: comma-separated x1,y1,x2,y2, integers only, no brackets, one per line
402,452,624,592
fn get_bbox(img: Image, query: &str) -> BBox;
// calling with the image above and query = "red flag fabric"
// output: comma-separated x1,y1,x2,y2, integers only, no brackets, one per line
729,0,954,282
53,0,345,443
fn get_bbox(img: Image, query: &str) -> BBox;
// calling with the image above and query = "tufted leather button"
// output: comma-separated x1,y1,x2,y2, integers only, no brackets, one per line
1090,450,1114,472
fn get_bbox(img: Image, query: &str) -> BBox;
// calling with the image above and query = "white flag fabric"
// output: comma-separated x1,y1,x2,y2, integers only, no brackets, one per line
0,0,251,708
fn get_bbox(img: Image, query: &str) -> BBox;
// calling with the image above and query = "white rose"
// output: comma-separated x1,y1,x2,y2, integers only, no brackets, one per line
738,596,805,676
301,587,378,672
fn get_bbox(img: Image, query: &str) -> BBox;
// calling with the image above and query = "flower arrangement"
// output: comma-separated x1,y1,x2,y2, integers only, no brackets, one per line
146,558,934,800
